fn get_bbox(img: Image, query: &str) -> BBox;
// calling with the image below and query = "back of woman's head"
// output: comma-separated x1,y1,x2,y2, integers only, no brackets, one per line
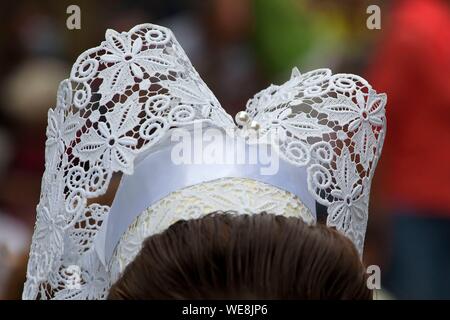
108,212,372,299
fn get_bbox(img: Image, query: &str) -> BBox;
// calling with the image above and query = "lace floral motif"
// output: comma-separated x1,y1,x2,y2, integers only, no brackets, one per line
24,23,234,300
74,94,141,174
246,70,386,253
98,27,178,104
24,23,386,300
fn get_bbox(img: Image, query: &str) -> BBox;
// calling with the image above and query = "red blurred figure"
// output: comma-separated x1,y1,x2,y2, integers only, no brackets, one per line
367,0,450,299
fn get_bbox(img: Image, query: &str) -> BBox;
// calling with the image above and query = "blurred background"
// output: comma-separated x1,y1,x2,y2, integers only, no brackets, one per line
0,0,449,300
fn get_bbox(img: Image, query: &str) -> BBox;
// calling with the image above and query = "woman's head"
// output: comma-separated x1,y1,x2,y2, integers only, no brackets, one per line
108,212,371,299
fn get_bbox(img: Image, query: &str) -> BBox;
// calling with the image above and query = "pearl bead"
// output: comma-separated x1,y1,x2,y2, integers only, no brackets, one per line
235,111,250,126
249,120,260,131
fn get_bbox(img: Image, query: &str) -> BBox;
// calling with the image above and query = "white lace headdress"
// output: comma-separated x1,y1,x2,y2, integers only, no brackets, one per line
23,23,386,300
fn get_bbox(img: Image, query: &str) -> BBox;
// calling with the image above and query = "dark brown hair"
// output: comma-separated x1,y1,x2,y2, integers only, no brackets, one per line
108,212,372,299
